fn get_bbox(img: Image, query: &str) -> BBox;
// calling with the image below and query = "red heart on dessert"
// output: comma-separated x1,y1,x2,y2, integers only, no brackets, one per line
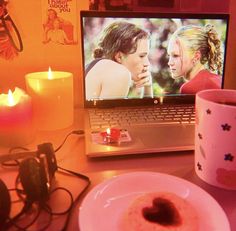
142,197,182,226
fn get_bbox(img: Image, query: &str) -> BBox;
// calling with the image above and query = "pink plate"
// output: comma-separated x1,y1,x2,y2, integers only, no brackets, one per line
79,171,230,231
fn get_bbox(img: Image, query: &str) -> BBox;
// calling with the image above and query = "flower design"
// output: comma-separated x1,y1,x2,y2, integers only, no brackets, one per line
221,123,231,131
224,153,234,162
206,109,211,114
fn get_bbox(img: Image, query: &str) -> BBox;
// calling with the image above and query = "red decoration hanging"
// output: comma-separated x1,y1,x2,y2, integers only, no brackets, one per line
0,0,23,60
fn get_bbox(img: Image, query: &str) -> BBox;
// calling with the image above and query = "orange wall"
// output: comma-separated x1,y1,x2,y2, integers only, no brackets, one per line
1,0,236,107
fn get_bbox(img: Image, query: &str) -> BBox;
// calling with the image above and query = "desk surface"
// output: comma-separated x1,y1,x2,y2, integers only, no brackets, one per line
0,109,235,231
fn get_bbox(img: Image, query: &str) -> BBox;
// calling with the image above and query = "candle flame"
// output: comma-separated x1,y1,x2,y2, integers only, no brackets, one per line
8,89,16,106
0,88,25,107
48,67,53,80
106,128,111,135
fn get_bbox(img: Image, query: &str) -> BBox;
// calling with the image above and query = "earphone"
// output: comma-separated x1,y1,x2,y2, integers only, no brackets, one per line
0,143,58,228
0,138,90,230
19,157,50,202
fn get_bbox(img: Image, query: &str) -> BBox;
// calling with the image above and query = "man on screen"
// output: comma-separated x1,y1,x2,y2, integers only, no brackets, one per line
85,21,153,100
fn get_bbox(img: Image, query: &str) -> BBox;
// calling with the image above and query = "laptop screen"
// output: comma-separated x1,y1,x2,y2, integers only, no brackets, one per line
80,11,229,107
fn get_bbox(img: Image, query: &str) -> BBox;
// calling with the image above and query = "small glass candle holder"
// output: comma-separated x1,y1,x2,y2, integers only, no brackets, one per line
101,128,120,144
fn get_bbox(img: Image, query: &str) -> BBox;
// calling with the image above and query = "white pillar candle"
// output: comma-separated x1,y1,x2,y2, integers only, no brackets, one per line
0,88,34,147
25,68,74,131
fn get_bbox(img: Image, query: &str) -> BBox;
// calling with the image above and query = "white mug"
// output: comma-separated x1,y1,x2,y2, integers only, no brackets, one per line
195,89,236,190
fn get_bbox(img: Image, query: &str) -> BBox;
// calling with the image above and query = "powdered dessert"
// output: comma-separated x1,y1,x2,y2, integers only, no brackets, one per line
120,192,199,231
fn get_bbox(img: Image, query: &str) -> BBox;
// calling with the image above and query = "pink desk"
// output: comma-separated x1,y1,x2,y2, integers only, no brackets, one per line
0,109,235,230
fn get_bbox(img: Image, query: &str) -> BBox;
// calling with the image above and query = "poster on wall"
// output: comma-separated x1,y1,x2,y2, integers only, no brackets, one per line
42,0,78,45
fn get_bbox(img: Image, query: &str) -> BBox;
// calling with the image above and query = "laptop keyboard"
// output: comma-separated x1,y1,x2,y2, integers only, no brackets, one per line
88,104,195,129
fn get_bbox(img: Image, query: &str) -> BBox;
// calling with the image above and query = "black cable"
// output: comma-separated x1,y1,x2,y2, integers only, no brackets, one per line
4,200,32,230
58,166,90,182
8,188,25,203
57,166,91,231
9,146,30,153
1,159,20,166
37,168,90,231
7,173,51,231
1,147,30,167
5,174,45,230
15,173,26,202
43,187,74,215
54,130,84,153
1,130,84,167
10,204,52,231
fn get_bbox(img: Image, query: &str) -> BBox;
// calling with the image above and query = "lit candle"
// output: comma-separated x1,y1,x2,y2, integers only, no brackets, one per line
101,128,120,143
0,87,34,147
25,67,74,130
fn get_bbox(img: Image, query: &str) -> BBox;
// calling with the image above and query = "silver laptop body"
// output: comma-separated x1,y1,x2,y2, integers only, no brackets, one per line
80,11,229,157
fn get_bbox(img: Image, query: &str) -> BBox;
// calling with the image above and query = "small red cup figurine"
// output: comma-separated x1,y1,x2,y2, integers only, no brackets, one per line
101,128,120,144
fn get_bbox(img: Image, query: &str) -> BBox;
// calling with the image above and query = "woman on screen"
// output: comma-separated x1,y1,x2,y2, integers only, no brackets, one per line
85,21,153,100
167,24,223,94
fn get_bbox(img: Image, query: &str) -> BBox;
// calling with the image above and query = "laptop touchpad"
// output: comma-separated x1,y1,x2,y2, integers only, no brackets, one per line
129,124,194,149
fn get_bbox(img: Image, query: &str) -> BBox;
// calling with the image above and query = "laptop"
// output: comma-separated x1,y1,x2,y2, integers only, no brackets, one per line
80,10,229,157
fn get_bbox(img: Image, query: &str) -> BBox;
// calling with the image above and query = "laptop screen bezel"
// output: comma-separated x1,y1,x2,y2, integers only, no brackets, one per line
80,10,229,108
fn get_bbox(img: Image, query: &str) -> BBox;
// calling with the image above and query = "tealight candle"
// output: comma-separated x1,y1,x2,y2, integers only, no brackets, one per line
101,128,120,144
0,87,34,147
25,67,74,130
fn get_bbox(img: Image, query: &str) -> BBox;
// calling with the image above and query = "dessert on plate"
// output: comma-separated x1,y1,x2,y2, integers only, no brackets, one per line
120,192,199,231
